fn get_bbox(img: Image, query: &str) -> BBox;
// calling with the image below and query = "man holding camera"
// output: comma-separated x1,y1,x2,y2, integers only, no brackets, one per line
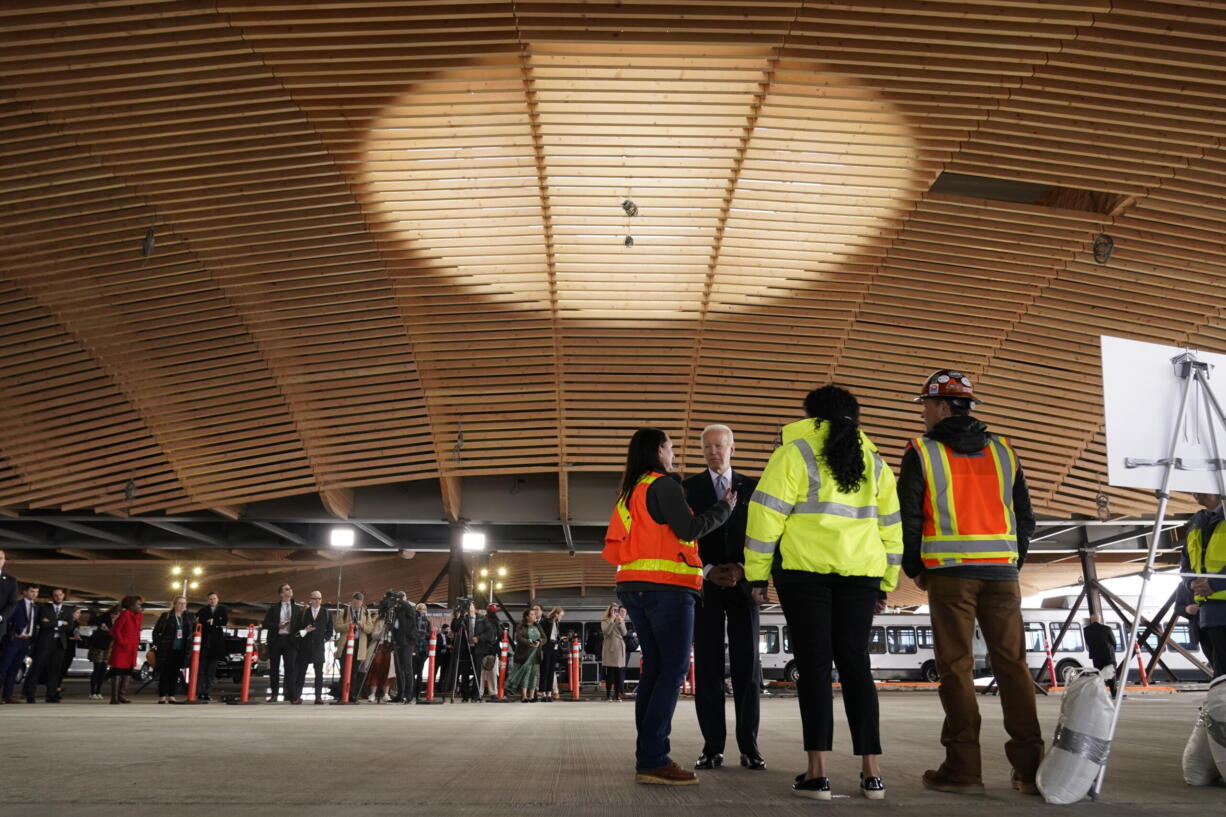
388,591,419,704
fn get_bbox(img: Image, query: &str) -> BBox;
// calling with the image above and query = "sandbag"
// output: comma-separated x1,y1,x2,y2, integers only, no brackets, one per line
1183,706,1221,786
1206,674,1226,780
1036,667,1115,804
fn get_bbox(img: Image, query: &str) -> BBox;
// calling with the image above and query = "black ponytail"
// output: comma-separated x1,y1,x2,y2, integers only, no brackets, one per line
617,428,669,503
803,385,866,494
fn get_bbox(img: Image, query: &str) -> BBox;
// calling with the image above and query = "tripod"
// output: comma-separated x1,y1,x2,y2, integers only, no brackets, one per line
1094,350,1226,797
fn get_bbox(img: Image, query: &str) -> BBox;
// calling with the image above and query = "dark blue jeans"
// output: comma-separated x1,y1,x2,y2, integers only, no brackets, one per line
618,588,696,770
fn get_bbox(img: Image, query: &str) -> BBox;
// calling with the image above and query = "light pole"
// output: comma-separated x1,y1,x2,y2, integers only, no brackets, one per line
170,565,203,599
475,563,506,607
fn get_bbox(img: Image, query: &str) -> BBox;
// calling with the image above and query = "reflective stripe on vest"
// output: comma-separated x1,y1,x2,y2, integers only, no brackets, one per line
913,435,1019,569
610,473,702,591
1186,521,1226,604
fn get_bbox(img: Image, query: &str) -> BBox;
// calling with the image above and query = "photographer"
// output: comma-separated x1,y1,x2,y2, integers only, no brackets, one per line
388,591,418,704
474,604,501,701
445,599,479,702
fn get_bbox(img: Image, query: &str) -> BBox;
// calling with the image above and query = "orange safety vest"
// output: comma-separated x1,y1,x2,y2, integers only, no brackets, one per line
602,472,703,591
909,435,1019,569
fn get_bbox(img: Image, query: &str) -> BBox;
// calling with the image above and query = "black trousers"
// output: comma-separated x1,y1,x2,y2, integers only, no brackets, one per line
604,665,625,698
23,644,65,700
776,577,881,755
267,634,296,701
693,580,761,756
296,653,324,700
157,648,186,697
198,653,221,695
1203,624,1226,678
90,661,109,695
393,644,415,700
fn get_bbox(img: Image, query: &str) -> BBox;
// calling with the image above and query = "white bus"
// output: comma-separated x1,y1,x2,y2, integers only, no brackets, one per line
756,611,989,683
1018,608,1209,684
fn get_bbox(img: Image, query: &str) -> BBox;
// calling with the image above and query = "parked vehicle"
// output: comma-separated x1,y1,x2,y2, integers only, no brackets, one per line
756,611,989,683
1018,608,1207,683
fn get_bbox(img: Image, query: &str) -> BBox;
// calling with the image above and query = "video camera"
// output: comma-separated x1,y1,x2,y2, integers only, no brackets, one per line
452,595,473,618
378,589,402,621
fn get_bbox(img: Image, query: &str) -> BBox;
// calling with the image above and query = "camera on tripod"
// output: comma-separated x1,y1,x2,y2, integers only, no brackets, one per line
452,595,474,617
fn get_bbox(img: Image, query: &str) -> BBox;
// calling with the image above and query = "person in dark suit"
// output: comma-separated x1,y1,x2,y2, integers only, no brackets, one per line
292,590,334,704
0,550,17,633
388,591,418,703
1,584,39,703
195,592,228,700
261,583,298,702
683,423,765,771
1084,614,1117,695
23,587,77,703
152,596,196,703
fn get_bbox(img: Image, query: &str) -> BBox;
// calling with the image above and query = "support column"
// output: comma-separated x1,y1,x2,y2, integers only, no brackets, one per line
448,521,467,605
1079,527,1103,618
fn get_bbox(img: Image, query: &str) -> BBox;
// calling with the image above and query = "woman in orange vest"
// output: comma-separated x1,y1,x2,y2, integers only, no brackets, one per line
604,427,737,786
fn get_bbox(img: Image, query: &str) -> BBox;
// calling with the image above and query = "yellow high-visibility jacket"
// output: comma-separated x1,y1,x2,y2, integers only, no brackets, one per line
745,418,903,592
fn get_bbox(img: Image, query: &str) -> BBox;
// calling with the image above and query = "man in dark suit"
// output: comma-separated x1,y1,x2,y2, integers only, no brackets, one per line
261,583,298,702
683,424,765,771
1,584,39,703
23,587,76,703
196,592,228,700
0,550,17,633
292,590,334,704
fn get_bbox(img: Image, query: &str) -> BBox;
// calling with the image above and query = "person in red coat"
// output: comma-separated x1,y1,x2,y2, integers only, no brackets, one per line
107,595,143,704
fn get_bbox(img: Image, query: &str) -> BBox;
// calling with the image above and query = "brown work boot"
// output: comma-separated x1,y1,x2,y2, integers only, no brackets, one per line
636,762,699,786
1011,773,1040,795
922,768,985,795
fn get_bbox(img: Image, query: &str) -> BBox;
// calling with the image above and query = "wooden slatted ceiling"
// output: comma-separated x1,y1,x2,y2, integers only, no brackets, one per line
3,0,1225,521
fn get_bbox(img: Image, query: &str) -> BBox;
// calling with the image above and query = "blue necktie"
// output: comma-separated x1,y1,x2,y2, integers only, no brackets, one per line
715,474,727,500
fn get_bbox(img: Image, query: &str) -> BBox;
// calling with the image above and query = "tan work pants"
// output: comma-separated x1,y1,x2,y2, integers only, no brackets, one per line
928,574,1045,784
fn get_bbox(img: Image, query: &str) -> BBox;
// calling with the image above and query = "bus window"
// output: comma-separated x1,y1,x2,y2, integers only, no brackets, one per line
1109,623,1124,652
887,626,917,655
1050,622,1083,652
868,627,886,655
918,626,934,649
1172,623,1196,649
1024,622,1045,652
782,626,791,654
759,626,780,654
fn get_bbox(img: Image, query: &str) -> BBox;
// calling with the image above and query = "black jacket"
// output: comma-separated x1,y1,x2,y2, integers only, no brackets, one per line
33,602,77,650
473,615,501,658
0,572,17,630
1084,621,1116,667
196,604,229,655
293,605,334,661
262,600,300,639
391,602,418,649
152,610,196,653
899,415,1035,580
682,469,757,568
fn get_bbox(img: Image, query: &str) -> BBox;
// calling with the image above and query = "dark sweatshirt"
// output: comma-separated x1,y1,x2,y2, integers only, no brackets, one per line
619,474,732,596
899,415,1035,582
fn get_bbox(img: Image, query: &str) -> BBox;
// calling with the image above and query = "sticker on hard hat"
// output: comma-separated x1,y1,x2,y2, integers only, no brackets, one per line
937,375,950,383
949,371,963,378
929,384,939,394
960,377,972,387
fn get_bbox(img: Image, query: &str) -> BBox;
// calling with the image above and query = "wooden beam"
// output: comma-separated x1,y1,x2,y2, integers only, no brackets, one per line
320,487,353,520
440,476,462,523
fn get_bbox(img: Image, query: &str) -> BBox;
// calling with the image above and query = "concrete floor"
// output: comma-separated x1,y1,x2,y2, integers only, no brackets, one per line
3,689,1221,816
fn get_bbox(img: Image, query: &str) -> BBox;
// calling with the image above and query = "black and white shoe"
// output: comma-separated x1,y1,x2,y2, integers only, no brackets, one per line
860,772,885,800
694,752,723,770
792,775,832,801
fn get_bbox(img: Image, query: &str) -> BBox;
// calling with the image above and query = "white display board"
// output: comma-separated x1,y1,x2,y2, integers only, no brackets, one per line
1101,335,1226,493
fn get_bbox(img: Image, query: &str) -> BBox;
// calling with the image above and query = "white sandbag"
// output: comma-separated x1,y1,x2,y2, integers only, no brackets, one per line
1206,675,1226,780
1036,667,1115,804
1183,705,1221,786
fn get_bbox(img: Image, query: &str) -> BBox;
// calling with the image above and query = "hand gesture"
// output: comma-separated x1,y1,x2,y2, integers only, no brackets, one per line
751,587,769,605
1186,603,1200,616
305,625,316,632
1191,578,1212,596
721,489,738,508
915,572,929,592
874,598,887,614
